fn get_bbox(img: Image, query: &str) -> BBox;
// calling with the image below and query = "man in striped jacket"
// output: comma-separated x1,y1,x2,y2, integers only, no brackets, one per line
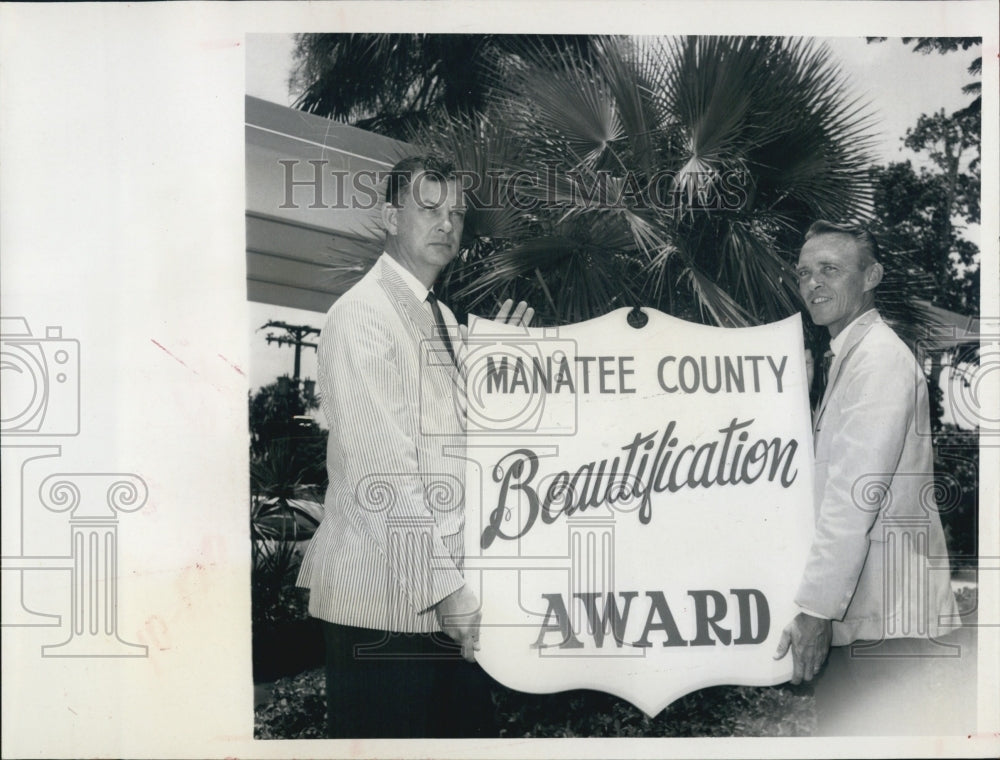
297,154,528,738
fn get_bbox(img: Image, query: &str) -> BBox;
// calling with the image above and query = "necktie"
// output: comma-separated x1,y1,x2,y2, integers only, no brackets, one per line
426,290,457,367
811,348,834,410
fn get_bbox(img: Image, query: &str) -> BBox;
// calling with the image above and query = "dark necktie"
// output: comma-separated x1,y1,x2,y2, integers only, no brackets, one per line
811,348,834,410
426,290,457,367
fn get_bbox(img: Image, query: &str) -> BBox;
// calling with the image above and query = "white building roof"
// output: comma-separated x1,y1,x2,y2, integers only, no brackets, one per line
246,95,413,313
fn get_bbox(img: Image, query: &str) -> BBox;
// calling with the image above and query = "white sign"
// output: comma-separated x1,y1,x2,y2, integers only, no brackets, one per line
462,308,815,716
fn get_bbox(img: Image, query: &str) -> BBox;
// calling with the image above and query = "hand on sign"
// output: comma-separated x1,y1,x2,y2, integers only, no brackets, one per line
773,612,832,684
434,583,482,663
457,299,534,382
493,298,535,328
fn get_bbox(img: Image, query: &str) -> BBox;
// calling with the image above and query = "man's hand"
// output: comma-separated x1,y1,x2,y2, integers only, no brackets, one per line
493,298,534,328
434,584,481,663
804,347,815,387
457,299,534,383
773,612,832,684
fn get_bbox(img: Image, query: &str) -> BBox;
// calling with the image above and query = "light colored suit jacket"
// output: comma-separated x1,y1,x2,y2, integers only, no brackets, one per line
796,310,960,645
297,255,467,633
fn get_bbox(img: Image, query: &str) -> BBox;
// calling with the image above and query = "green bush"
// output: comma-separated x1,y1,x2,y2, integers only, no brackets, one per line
933,423,979,570
251,541,310,628
255,668,326,740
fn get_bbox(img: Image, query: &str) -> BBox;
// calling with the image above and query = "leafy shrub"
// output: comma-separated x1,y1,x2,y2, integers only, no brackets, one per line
255,668,326,740
250,437,322,628
933,423,979,570
249,377,328,488
251,540,310,628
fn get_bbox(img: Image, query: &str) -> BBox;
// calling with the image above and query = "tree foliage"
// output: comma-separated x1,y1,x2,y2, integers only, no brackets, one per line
249,376,327,501
865,38,982,569
868,37,981,102
408,36,880,332
934,425,979,569
869,108,980,315
866,40,981,343
290,34,595,141
865,36,981,319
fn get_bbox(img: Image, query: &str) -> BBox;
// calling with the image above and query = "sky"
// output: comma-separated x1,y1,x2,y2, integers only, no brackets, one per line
245,33,981,393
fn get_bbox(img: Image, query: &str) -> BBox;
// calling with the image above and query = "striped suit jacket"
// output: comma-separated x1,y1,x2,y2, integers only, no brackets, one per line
796,311,960,645
297,255,467,633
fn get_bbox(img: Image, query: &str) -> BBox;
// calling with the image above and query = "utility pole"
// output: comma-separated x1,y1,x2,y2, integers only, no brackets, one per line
262,321,319,380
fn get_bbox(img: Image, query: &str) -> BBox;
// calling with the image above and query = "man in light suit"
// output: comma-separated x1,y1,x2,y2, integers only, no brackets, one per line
297,154,529,738
774,221,967,734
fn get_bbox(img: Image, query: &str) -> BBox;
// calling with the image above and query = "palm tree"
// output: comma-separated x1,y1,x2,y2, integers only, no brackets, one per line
290,34,596,140
410,36,879,333
299,35,913,340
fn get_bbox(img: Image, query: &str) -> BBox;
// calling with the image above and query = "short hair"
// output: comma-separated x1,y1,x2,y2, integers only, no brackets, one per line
385,154,457,206
804,220,881,266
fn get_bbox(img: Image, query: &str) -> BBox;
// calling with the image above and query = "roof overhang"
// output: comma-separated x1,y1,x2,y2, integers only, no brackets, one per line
246,95,413,313
915,300,983,351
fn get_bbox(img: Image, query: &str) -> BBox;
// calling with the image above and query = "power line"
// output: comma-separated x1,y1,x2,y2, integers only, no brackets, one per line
262,321,319,380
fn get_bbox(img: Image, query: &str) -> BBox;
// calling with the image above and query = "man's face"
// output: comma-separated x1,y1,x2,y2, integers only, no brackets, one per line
384,172,465,280
796,233,879,338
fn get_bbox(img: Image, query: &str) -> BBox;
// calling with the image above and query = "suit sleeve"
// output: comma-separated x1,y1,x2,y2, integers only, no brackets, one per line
795,345,915,620
318,299,466,613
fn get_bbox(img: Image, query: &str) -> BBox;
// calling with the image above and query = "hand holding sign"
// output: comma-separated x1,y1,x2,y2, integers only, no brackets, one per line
773,611,832,684
434,583,482,663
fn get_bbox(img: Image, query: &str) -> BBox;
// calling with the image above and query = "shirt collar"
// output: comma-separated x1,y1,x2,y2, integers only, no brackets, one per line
381,252,431,303
829,308,876,356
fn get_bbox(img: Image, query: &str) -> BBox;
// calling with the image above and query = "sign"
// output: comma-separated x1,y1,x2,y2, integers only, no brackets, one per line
461,308,815,716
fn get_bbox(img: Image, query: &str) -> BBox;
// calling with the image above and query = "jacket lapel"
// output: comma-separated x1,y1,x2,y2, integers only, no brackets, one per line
813,310,881,432
375,255,434,345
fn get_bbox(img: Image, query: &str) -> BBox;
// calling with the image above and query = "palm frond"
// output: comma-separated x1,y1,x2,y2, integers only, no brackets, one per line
410,109,538,244
682,264,755,327
491,37,626,170
321,222,383,293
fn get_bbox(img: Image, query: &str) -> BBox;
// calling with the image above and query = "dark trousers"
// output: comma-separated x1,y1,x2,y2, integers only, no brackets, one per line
814,625,977,736
322,621,498,738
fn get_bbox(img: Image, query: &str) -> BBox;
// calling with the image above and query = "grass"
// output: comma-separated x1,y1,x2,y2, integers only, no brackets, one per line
254,668,816,739
492,682,816,737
